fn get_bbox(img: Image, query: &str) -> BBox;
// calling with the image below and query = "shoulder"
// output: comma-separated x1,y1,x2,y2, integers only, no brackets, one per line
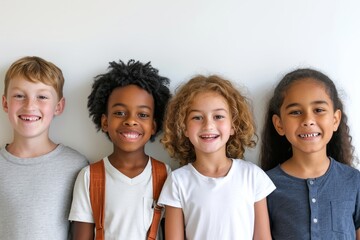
88,158,107,175
168,164,193,181
330,158,360,179
89,158,105,166
161,164,195,194
57,144,86,158
232,159,274,182
150,157,172,174
0,146,11,162
232,159,276,199
74,164,91,186
232,159,265,174
331,158,360,174
56,144,89,165
150,157,171,176
265,165,282,178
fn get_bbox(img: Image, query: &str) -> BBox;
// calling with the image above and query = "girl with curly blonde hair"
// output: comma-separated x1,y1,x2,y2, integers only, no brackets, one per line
158,75,275,240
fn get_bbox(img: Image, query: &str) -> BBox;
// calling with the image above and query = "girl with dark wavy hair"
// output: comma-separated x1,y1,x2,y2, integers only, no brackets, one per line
260,68,360,239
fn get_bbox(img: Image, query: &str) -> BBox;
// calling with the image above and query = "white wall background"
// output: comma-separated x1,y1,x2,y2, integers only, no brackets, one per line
1,0,359,170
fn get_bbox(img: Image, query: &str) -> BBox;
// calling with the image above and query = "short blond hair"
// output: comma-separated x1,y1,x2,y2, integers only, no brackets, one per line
4,56,64,99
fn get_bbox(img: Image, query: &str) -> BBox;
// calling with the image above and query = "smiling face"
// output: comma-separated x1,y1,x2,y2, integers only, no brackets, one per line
185,91,234,158
272,78,341,158
2,76,64,140
101,84,156,155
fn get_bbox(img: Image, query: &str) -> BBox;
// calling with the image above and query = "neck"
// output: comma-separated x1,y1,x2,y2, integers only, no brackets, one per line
7,137,57,158
108,148,149,177
281,151,330,179
193,151,232,178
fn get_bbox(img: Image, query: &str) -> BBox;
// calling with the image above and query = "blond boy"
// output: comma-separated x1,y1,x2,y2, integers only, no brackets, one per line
0,56,88,240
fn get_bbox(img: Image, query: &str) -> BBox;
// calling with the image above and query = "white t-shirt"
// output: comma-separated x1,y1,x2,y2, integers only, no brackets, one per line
69,157,170,240
158,159,275,240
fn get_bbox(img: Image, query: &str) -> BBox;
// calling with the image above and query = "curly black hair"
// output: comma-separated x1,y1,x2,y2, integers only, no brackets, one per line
88,59,171,141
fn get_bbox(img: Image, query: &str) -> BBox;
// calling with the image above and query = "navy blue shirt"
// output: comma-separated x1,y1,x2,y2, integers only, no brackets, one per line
267,158,360,240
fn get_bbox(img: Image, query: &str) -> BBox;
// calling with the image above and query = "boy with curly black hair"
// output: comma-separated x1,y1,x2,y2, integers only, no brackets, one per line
69,59,172,240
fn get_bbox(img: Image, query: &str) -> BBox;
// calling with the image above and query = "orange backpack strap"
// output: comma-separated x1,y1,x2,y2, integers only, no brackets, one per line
89,160,106,240
147,158,168,240
90,158,167,240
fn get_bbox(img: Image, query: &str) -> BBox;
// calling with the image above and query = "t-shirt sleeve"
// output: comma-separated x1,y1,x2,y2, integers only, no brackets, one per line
68,166,94,223
158,172,182,209
165,163,172,176
253,165,276,202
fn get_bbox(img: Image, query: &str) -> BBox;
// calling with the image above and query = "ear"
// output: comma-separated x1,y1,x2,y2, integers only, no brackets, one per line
54,97,65,116
333,109,341,131
101,114,109,133
272,114,285,136
230,125,235,136
184,127,189,137
2,95,8,113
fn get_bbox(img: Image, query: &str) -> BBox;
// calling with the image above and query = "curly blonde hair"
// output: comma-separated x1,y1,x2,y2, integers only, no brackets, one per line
161,75,257,165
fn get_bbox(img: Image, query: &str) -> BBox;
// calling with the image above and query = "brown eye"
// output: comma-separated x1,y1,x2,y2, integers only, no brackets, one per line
289,110,301,115
314,108,325,113
214,115,224,120
138,113,150,119
114,111,126,117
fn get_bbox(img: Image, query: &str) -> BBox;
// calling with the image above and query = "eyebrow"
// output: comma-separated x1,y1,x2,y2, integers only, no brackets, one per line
111,103,153,110
284,100,329,109
188,108,228,113
11,86,53,92
9,87,56,96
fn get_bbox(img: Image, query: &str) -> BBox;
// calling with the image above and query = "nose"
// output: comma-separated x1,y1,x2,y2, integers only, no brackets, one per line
23,97,36,110
123,114,138,126
203,117,214,130
302,113,315,127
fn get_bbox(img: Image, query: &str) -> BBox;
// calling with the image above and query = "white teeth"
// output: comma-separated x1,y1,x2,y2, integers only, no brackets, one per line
200,134,218,139
20,116,40,121
300,133,320,138
123,133,140,139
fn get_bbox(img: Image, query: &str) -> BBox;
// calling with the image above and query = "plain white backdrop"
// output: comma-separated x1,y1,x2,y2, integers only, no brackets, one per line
1,0,359,169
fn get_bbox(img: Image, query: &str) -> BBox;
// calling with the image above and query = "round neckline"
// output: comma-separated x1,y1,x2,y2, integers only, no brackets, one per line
1,144,63,165
277,157,334,182
189,158,234,181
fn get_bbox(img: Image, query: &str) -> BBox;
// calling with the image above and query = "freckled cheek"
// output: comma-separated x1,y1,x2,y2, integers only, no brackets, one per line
7,102,22,114
41,106,59,116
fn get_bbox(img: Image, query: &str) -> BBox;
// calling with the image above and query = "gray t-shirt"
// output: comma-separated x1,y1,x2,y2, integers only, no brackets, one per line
0,144,89,240
266,158,360,240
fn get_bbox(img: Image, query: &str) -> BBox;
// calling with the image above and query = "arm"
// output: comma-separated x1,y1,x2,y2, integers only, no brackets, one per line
253,198,272,240
165,205,185,240
356,228,360,240
71,221,95,240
